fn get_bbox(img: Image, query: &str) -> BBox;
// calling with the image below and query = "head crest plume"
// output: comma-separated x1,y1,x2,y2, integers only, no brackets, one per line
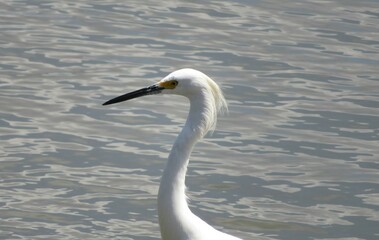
168,69,228,136
161,68,228,136
202,74,228,134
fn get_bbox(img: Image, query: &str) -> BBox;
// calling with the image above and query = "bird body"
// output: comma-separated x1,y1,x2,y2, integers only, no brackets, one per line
103,69,242,240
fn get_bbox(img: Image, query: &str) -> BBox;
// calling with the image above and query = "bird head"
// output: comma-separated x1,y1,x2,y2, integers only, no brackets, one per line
104,69,226,108
103,68,227,134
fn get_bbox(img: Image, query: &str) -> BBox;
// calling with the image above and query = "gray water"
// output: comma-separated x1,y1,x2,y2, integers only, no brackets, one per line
1,0,379,239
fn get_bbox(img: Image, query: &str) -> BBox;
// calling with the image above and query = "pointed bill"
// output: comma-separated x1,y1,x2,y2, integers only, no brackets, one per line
103,84,164,106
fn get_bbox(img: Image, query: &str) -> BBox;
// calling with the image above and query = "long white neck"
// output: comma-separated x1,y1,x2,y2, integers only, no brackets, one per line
158,92,212,240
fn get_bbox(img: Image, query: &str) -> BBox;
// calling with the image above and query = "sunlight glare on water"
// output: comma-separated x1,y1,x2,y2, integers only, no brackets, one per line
1,0,379,239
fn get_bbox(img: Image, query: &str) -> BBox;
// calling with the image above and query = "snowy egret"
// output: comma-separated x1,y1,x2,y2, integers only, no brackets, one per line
103,69,242,240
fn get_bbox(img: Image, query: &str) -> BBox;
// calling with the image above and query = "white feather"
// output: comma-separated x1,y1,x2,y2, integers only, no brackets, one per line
157,69,241,240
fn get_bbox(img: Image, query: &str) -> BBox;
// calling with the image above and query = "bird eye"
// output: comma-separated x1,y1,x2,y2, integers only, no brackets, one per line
159,80,178,89
171,80,178,86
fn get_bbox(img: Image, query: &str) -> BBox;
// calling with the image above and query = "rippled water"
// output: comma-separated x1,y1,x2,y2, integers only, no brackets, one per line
1,0,379,239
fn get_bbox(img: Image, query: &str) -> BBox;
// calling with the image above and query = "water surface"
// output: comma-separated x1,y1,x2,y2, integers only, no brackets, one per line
1,0,379,239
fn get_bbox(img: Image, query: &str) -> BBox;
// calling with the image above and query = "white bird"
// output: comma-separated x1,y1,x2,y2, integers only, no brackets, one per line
103,68,242,240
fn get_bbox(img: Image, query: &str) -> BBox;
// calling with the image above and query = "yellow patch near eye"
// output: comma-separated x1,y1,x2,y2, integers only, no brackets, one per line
159,80,178,89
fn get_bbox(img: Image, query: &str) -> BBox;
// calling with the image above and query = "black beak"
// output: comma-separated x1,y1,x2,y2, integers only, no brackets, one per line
103,84,164,106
